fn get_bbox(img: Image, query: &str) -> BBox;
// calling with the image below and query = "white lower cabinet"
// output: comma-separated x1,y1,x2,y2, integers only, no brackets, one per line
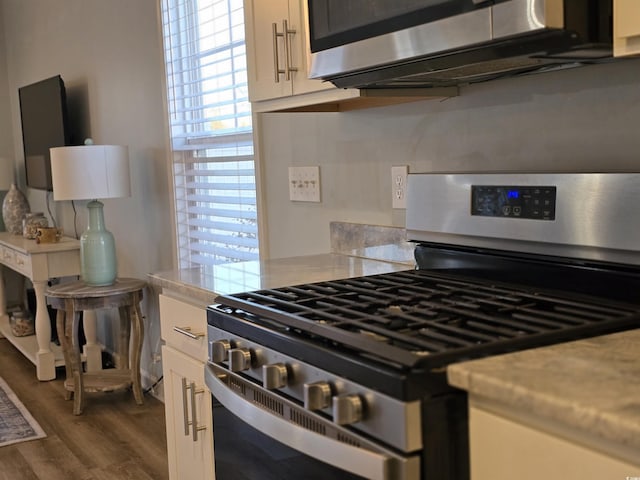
469,404,640,480
160,294,215,480
614,0,640,57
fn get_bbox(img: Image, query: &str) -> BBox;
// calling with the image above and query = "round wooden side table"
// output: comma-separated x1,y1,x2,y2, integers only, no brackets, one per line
46,278,146,415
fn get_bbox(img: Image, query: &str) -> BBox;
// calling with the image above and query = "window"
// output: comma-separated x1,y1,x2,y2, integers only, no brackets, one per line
160,0,259,268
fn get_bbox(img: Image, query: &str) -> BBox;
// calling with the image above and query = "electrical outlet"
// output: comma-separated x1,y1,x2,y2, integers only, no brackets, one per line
289,166,321,202
392,165,408,209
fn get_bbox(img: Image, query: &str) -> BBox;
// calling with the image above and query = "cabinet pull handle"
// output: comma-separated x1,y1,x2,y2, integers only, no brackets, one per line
173,326,204,339
273,20,297,82
282,19,297,81
182,379,207,441
181,378,190,436
272,22,282,83
189,381,206,442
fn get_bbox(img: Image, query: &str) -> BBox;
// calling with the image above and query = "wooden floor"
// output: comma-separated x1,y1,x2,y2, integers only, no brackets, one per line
0,338,169,480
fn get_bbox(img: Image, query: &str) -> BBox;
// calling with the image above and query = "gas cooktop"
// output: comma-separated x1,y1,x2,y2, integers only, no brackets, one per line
213,268,640,370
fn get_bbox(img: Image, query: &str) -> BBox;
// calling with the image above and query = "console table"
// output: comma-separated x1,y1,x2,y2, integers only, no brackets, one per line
0,232,81,380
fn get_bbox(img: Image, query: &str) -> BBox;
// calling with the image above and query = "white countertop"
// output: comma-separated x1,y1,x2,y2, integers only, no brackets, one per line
448,329,640,460
148,252,414,306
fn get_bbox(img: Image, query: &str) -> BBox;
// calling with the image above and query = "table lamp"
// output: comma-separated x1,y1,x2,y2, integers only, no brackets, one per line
50,143,130,286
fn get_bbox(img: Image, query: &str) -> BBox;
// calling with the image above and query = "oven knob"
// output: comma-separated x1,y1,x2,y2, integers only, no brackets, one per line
333,394,363,425
210,339,231,362
262,363,288,389
228,348,252,372
304,381,332,410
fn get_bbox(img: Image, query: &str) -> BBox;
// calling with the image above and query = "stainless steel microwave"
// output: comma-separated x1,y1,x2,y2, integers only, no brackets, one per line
307,0,615,89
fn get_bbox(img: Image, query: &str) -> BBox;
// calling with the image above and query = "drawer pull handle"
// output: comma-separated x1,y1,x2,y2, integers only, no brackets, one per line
173,326,204,340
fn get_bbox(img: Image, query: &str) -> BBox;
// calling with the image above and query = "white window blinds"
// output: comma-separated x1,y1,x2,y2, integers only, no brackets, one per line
161,0,259,268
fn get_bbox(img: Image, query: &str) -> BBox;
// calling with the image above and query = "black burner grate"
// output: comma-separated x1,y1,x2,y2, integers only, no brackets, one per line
215,270,640,369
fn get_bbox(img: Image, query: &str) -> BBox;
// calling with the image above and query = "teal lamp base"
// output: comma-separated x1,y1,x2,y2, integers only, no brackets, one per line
81,200,117,286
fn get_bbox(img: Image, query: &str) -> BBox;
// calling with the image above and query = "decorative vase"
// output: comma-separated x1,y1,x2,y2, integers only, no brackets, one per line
0,191,6,231
81,200,117,286
2,183,30,235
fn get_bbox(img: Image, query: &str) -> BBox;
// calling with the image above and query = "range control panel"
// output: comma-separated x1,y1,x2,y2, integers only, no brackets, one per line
471,185,556,220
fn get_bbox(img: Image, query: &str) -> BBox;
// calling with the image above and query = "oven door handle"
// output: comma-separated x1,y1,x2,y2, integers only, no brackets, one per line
205,364,419,480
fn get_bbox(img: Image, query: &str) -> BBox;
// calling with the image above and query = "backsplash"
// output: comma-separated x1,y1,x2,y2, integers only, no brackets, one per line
260,58,640,259
330,222,415,265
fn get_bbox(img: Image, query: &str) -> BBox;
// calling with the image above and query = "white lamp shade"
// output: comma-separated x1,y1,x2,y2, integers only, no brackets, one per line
50,145,131,200
0,157,14,191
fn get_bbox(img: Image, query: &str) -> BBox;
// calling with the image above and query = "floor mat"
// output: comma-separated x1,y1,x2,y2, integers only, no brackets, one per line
0,376,46,447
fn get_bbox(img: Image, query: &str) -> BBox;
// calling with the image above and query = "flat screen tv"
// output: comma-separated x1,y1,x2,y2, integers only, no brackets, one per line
18,75,72,191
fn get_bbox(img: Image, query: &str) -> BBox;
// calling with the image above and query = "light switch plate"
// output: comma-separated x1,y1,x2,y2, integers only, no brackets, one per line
289,166,321,202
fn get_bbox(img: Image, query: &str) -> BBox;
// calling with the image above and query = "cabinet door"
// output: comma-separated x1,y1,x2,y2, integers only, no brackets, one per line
614,0,640,56
162,345,215,480
287,0,335,97
244,0,333,102
469,405,640,480
244,0,293,101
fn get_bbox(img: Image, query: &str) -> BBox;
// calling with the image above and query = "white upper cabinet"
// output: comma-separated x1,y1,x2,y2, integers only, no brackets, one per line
614,0,640,56
244,0,332,103
243,0,457,112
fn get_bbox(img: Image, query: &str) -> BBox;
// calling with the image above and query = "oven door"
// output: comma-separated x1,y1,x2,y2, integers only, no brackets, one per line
205,363,420,480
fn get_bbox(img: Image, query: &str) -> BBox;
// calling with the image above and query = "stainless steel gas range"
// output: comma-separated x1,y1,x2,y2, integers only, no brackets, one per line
205,173,640,480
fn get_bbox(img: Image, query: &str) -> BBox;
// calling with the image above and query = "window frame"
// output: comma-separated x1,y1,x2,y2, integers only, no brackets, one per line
159,0,264,269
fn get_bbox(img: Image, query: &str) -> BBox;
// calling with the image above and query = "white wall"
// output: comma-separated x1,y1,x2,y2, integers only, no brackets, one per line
0,3,20,303
259,58,640,258
0,0,173,385
0,1,13,169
